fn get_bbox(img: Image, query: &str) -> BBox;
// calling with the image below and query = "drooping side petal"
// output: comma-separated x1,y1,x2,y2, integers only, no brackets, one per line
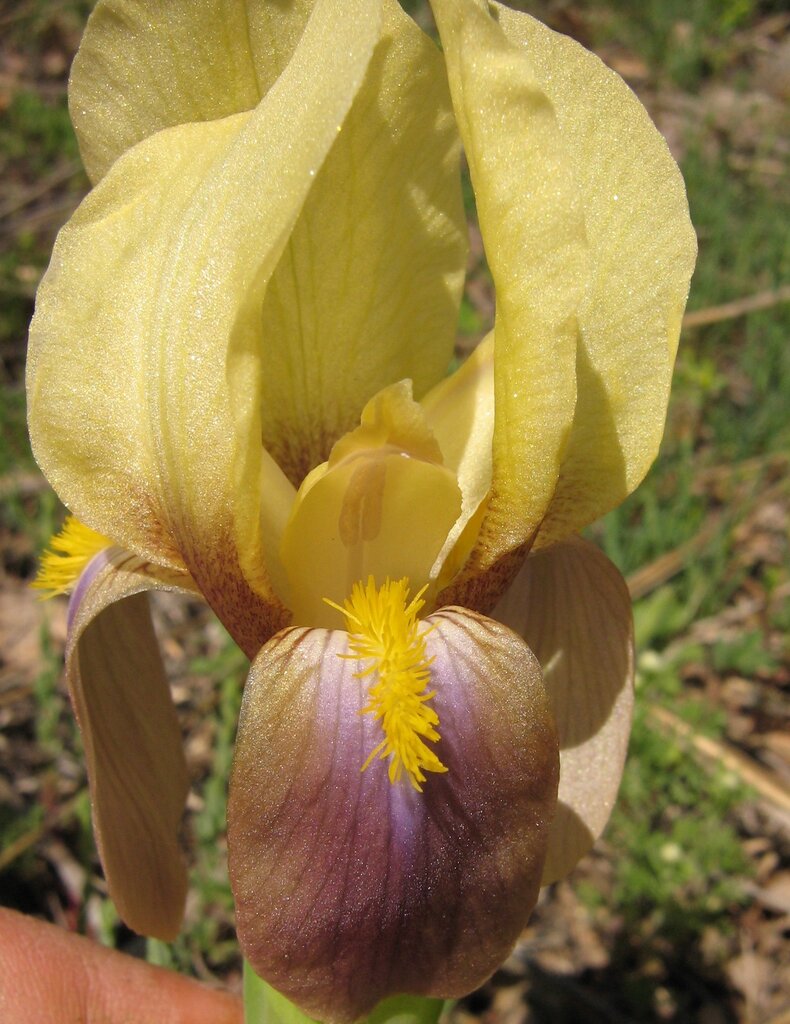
492,537,634,883
65,550,196,939
69,0,313,183
491,4,697,544
430,0,587,612
28,0,383,655
228,611,558,1024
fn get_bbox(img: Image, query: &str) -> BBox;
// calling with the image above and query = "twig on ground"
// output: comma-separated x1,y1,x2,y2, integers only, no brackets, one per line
0,195,79,239
0,792,82,873
626,516,722,600
683,284,790,329
648,705,790,814
696,452,788,487
0,161,83,222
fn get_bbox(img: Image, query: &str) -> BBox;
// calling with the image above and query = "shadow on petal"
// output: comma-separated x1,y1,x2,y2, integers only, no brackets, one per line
542,802,596,888
492,537,634,884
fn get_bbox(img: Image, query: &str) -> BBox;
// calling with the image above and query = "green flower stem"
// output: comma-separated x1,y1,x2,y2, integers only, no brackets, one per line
243,961,451,1024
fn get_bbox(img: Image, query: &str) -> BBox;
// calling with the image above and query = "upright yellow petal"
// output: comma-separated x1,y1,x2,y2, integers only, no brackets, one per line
28,0,383,655
430,0,587,612
492,5,696,544
70,0,313,182
259,0,466,483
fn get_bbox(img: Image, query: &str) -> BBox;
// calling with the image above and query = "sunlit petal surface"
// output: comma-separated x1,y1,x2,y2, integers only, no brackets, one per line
70,0,313,183
28,0,383,654
431,0,586,612
490,4,696,544
72,0,467,487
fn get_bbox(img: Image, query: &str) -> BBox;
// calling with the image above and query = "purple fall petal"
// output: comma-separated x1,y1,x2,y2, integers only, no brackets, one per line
228,608,558,1024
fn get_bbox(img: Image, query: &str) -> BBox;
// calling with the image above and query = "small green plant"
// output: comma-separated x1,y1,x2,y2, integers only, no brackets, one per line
32,622,62,753
711,630,780,676
0,92,78,172
608,694,751,942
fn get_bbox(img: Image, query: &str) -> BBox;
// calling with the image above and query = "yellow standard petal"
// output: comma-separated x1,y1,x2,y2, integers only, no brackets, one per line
259,0,466,483
73,0,467,485
69,0,314,183
430,0,587,612
491,4,697,543
29,0,384,655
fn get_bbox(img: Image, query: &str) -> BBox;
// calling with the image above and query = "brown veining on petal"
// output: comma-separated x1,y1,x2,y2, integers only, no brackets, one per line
492,537,634,884
180,524,291,660
436,534,533,616
107,484,288,657
132,486,190,569
263,413,348,488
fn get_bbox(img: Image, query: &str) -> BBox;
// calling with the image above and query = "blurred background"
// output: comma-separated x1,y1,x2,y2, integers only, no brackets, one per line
1,1,788,1021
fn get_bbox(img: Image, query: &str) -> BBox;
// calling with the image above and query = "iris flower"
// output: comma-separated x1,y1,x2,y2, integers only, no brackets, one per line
27,0,695,1021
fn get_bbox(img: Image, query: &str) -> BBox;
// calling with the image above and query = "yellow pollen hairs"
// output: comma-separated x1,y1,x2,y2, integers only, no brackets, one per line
33,515,112,598
326,576,447,792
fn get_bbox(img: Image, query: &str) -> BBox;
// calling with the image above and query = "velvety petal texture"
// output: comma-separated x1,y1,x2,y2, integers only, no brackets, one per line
491,3,697,545
228,610,558,1023
431,0,586,612
69,0,313,182
493,537,634,883
28,0,384,655
65,550,195,939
